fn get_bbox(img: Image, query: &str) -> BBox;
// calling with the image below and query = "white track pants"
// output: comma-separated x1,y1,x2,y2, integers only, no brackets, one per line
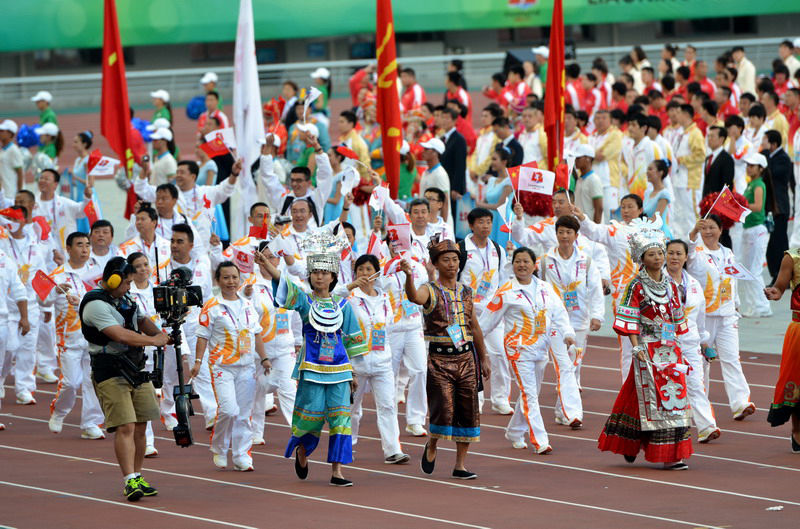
705,315,752,416
0,325,10,410
36,314,58,374
252,354,296,439
550,341,583,423
506,358,549,450
739,225,771,316
11,307,40,397
50,346,104,430
681,342,717,435
209,362,256,460
479,326,512,410
351,364,403,458
389,326,427,426
160,325,195,422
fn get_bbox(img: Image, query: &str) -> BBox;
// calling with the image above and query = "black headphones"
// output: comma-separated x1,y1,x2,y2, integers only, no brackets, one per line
103,257,133,289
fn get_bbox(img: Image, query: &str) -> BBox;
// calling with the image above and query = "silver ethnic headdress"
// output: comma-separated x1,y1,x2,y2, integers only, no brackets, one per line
628,224,667,264
301,227,349,274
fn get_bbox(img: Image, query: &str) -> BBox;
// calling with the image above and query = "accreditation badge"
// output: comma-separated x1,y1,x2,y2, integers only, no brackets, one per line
276,312,289,334
236,329,251,355
446,323,467,348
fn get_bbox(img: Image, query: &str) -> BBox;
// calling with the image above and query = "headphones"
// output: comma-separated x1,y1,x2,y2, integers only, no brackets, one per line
104,257,133,289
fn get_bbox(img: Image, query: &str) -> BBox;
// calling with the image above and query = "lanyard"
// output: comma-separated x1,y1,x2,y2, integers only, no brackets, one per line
706,248,728,278
436,283,460,321
519,286,545,310
475,241,492,271
222,300,250,330
359,296,388,325
9,238,32,263
551,253,581,288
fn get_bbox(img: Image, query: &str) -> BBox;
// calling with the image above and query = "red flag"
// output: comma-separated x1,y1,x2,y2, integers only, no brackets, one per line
202,194,212,209
341,245,352,261
335,145,359,160
87,149,103,174
710,186,750,223
376,0,403,199
248,224,269,239
31,216,51,241
0,207,24,222
382,255,403,276
32,270,57,302
507,162,539,192
101,0,134,208
200,139,229,158
84,200,99,226
554,161,570,191
543,0,565,171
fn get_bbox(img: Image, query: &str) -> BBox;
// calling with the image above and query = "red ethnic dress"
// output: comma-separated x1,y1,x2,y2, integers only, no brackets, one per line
768,248,800,427
598,271,694,463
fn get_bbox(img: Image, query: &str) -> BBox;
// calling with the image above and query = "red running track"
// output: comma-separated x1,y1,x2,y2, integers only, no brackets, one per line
0,334,796,529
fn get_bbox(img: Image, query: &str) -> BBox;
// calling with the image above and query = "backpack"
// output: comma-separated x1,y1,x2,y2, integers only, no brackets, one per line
457,238,502,281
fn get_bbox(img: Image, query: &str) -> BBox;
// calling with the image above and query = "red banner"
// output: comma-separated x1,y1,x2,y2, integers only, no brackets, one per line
543,0,565,171
376,0,402,199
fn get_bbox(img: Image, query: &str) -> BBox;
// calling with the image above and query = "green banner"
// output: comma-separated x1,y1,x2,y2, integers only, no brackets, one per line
1,0,796,52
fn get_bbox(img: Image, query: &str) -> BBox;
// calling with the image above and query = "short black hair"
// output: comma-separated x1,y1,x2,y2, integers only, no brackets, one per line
467,207,493,225
408,197,430,212
748,103,766,119
91,219,114,236
508,64,524,78
764,129,782,148
423,187,446,204
137,206,158,222
492,116,511,128
708,125,727,140
647,115,662,133
629,113,649,129
676,65,691,80
679,103,695,117
156,183,179,200
215,260,241,280
290,166,312,180
565,63,580,78
249,201,269,215
763,91,780,107
555,215,580,233
553,188,575,201
340,110,358,125
126,251,147,267
661,76,675,92
354,254,380,274
724,114,745,130
66,231,89,247
172,223,194,243
706,214,723,229
512,246,536,264
701,100,718,117
441,107,459,121
621,193,644,209
401,67,416,77
206,90,220,100
41,168,61,183
177,160,199,177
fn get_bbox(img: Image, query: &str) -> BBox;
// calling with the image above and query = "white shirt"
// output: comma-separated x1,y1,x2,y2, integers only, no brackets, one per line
458,234,508,311
348,288,394,373
34,194,90,252
151,150,177,187
259,153,334,228
687,240,738,318
0,249,26,321
197,294,263,367
539,246,604,329
0,142,23,197
117,234,171,283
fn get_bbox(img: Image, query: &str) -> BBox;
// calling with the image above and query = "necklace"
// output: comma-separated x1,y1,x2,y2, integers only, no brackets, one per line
639,269,670,304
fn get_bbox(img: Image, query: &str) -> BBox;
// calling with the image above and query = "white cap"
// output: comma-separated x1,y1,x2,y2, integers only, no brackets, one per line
31,91,53,103
399,140,410,156
200,72,218,85
34,122,59,136
532,46,550,59
296,122,319,138
0,119,18,134
310,67,330,80
574,144,595,159
149,89,170,102
146,118,172,131
149,128,173,142
742,151,767,168
420,137,445,155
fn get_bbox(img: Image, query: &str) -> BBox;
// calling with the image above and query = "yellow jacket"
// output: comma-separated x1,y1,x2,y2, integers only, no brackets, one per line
766,110,789,148
593,126,623,188
678,123,705,190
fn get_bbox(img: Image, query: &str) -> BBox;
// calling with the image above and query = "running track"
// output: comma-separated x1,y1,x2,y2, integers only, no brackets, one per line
0,334,795,529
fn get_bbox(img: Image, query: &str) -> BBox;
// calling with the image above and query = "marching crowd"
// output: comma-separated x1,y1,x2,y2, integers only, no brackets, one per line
0,38,799,496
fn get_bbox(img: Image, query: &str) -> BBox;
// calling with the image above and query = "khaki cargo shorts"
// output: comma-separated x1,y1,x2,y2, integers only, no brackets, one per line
92,377,160,432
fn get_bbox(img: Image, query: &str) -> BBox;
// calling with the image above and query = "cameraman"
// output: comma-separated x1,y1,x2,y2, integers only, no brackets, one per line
79,257,169,502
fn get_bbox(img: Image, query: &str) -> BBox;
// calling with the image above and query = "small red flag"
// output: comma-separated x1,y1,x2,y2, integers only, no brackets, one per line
554,162,570,191
32,270,57,301
710,186,750,223
248,224,269,239
31,216,51,241
87,149,103,174
507,161,539,192
0,207,25,222
335,146,359,160
341,245,352,261
84,200,99,225
202,194,212,209
200,139,229,158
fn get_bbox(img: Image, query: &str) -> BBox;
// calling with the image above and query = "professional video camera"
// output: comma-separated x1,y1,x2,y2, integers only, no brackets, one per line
152,266,204,448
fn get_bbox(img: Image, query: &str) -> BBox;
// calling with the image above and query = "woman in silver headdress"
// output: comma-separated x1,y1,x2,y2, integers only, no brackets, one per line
256,229,368,487
597,226,694,469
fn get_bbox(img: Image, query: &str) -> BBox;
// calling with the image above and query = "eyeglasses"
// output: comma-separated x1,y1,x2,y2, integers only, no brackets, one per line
425,197,441,203
289,178,306,184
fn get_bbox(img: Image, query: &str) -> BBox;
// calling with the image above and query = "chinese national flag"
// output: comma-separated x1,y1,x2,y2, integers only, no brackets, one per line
248,224,269,239
507,161,539,192
376,0,403,199
84,200,99,226
554,161,570,191
32,270,57,302
32,216,51,241
711,186,750,223
200,139,229,158
101,0,135,217
543,0,565,171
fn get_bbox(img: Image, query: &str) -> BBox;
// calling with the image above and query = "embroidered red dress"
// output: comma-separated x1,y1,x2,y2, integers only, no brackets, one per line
597,273,694,463
768,248,800,427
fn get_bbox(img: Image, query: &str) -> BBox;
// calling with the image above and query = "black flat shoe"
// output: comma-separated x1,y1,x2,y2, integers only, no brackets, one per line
663,462,689,471
294,448,308,480
623,454,636,463
452,469,477,480
421,443,435,474
330,476,353,487
791,434,800,454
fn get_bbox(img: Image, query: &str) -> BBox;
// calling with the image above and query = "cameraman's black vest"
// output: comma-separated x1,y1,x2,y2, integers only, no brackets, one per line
78,289,139,346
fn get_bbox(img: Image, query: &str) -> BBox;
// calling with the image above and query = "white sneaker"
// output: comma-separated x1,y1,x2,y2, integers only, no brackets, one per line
36,371,58,384
554,416,567,425
698,427,721,444
48,415,64,434
511,439,528,450
405,424,427,437
252,437,265,446
145,445,159,458
536,445,553,455
491,403,514,415
81,426,105,440
16,392,36,405
163,415,179,431
233,457,254,471
213,453,227,469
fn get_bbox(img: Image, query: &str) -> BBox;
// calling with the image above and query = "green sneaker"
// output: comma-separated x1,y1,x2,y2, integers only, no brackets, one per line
134,476,158,497
124,479,144,502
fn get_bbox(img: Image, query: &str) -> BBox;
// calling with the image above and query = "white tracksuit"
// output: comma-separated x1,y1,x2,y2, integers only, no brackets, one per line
687,240,753,416
349,288,403,458
1,233,47,398
198,294,262,464
251,282,297,440
739,223,771,316
480,278,579,451
379,260,428,427
47,262,104,430
0,250,27,410
673,270,718,436
538,246,605,390
129,282,161,449
459,234,511,411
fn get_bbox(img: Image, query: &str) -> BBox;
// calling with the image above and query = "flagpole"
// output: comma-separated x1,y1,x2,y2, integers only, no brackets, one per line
703,184,727,220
